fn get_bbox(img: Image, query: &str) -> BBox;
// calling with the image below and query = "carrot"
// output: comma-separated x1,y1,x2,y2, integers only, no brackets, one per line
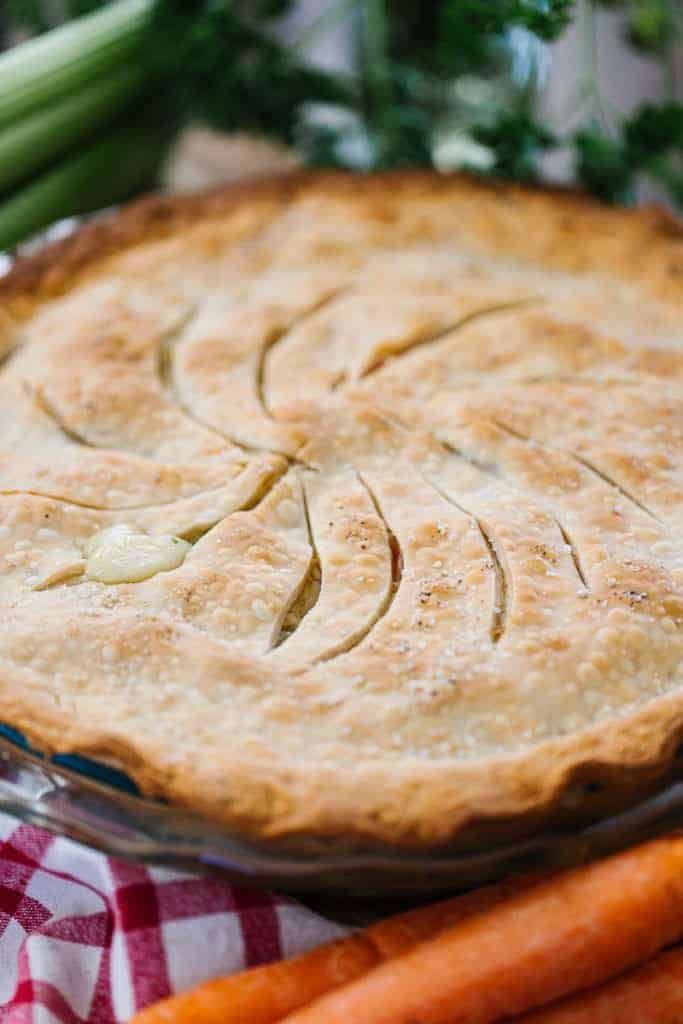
365,872,543,959
128,933,379,1024
129,874,540,1024
279,834,683,1024
517,944,683,1023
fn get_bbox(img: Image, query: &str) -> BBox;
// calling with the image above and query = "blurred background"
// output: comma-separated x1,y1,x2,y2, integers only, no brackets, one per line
0,0,681,254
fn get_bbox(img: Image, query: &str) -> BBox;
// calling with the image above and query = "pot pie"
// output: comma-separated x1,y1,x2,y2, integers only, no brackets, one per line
0,171,682,851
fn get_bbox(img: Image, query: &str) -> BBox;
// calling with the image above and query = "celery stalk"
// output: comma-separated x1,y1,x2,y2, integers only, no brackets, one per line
0,0,153,128
0,65,147,194
0,121,167,252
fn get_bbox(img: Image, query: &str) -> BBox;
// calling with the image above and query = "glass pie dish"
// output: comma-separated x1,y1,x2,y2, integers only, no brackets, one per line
4,209,683,902
2,724,683,899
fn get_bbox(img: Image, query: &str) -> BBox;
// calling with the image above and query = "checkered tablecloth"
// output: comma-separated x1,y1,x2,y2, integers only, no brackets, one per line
0,812,347,1023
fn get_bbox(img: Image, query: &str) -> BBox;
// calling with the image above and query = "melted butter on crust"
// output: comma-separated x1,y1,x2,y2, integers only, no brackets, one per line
85,525,191,584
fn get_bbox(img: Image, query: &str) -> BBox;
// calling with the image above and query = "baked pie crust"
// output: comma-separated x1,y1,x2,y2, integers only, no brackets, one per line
0,171,682,850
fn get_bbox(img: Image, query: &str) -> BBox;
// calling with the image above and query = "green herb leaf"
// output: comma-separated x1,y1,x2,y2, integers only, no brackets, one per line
624,102,683,160
149,0,347,144
574,127,635,204
475,110,556,182
627,0,679,52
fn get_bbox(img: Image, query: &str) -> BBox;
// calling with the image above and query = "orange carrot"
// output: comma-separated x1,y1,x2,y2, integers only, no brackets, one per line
129,874,540,1024
517,943,683,1023
365,872,543,959
279,835,683,1024
129,934,379,1024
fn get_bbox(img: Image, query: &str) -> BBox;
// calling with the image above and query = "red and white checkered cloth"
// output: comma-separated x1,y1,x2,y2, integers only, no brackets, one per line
0,811,348,1024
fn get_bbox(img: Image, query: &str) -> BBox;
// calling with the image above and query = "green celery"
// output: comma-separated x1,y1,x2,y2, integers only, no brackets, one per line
0,120,166,251
0,0,152,128
0,65,147,194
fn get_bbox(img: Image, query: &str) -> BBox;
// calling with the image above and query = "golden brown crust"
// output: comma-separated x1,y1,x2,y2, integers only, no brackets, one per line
0,177,294,313
1,169,683,851
2,169,681,319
